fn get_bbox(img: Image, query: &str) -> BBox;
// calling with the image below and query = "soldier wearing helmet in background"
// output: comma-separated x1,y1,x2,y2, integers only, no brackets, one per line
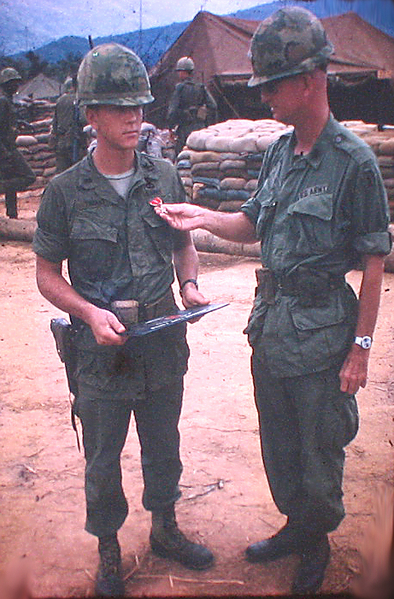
0,67,36,218
167,56,217,156
33,42,214,596
154,7,391,594
50,75,87,173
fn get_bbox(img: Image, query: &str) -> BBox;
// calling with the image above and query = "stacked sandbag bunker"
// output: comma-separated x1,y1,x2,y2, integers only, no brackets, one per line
15,100,57,192
177,119,291,211
177,119,394,220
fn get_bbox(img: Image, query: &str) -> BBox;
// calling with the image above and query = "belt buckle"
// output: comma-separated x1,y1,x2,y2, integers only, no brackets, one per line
111,300,139,325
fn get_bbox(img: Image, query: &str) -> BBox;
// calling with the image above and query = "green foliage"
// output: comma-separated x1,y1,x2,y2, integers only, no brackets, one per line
25,51,49,78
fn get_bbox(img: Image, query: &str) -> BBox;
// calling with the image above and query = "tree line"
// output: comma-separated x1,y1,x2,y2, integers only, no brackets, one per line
0,51,83,84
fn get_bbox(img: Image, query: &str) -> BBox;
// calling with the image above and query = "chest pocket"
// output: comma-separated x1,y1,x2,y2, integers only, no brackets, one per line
288,193,334,255
70,217,119,281
141,210,173,264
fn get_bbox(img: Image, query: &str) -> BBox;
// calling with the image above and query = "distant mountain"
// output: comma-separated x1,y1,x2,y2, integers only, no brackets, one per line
10,21,189,70
5,1,394,69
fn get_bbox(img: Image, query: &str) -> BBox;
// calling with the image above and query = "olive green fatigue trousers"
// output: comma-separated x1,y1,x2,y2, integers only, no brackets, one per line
74,381,184,538
251,353,359,535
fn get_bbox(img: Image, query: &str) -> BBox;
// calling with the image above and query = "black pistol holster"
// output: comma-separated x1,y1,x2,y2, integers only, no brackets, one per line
50,318,80,449
255,267,276,305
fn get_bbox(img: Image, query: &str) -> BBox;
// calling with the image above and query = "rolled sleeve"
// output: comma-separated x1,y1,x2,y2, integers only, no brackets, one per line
353,230,392,255
350,159,391,256
240,195,260,226
32,181,70,263
33,227,70,263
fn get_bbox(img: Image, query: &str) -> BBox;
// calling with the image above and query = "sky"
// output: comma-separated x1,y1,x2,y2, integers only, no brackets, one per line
5,0,274,41
64,0,273,34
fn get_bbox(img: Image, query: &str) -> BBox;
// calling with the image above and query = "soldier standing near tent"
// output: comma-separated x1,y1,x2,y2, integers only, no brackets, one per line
33,42,214,597
155,6,391,595
50,76,87,173
0,67,36,218
167,56,217,156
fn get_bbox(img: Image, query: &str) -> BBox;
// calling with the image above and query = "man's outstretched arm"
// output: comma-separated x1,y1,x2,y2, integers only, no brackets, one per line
155,203,257,244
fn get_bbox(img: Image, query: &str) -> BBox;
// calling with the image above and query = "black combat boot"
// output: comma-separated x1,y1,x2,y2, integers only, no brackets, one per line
150,505,214,570
246,519,302,563
95,534,125,597
292,533,330,595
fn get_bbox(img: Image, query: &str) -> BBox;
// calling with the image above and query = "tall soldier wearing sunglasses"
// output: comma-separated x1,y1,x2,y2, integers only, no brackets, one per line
155,7,391,594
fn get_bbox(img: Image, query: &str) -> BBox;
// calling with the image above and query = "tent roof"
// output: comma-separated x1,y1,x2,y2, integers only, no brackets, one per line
149,12,258,84
17,73,61,100
150,10,394,84
324,12,394,78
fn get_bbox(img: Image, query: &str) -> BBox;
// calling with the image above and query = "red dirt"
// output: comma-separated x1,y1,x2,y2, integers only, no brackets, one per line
0,194,393,598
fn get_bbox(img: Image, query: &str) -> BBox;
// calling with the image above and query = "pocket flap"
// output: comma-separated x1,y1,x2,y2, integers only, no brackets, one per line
288,194,333,221
291,299,346,331
142,211,167,228
70,218,118,242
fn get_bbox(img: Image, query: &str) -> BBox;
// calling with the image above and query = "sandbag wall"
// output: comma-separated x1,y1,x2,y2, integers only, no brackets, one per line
15,100,56,192
352,122,394,217
177,119,291,212
177,119,394,220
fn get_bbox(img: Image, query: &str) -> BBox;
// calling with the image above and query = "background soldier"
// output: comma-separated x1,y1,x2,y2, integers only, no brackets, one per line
33,43,214,597
167,56,217,156
50,75,86,173
155,7,391,595
0,67,36,218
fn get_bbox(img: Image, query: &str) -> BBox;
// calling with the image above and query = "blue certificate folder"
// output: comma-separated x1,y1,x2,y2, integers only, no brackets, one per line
124,302,229,337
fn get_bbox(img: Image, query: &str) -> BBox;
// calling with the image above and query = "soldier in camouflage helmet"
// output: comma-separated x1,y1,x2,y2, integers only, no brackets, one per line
167,55,217,155
248,5,334,87
77,42,155,107
0,67,36,217
33,42,214,596
50,74,87,173
153,6,391,594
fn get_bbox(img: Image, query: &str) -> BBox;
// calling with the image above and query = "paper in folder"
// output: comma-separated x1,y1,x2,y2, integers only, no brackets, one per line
124,302,229,337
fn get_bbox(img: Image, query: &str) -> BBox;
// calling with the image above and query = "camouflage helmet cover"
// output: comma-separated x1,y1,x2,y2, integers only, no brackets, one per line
77,42,154,106
0,67,22,85
248,6,334,87
176,57,195,72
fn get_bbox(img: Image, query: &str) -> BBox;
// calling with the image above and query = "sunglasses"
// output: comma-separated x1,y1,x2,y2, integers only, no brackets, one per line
260,74,299,95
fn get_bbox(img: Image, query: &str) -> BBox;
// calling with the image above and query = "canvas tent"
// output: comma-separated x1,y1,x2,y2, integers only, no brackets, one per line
17,73,61,100
147,10,394,128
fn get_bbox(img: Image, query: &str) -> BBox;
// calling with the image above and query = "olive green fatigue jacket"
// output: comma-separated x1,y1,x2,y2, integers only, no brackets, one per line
33,151,190,399
241,114,391,378
167,79,217,129
0,92,17,154
50,91,86,156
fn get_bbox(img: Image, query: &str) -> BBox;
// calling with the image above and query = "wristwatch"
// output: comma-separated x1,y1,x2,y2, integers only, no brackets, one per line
354,335,372,349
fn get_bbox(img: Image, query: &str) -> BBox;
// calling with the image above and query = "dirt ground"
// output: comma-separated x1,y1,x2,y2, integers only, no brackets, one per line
0,194,393,599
